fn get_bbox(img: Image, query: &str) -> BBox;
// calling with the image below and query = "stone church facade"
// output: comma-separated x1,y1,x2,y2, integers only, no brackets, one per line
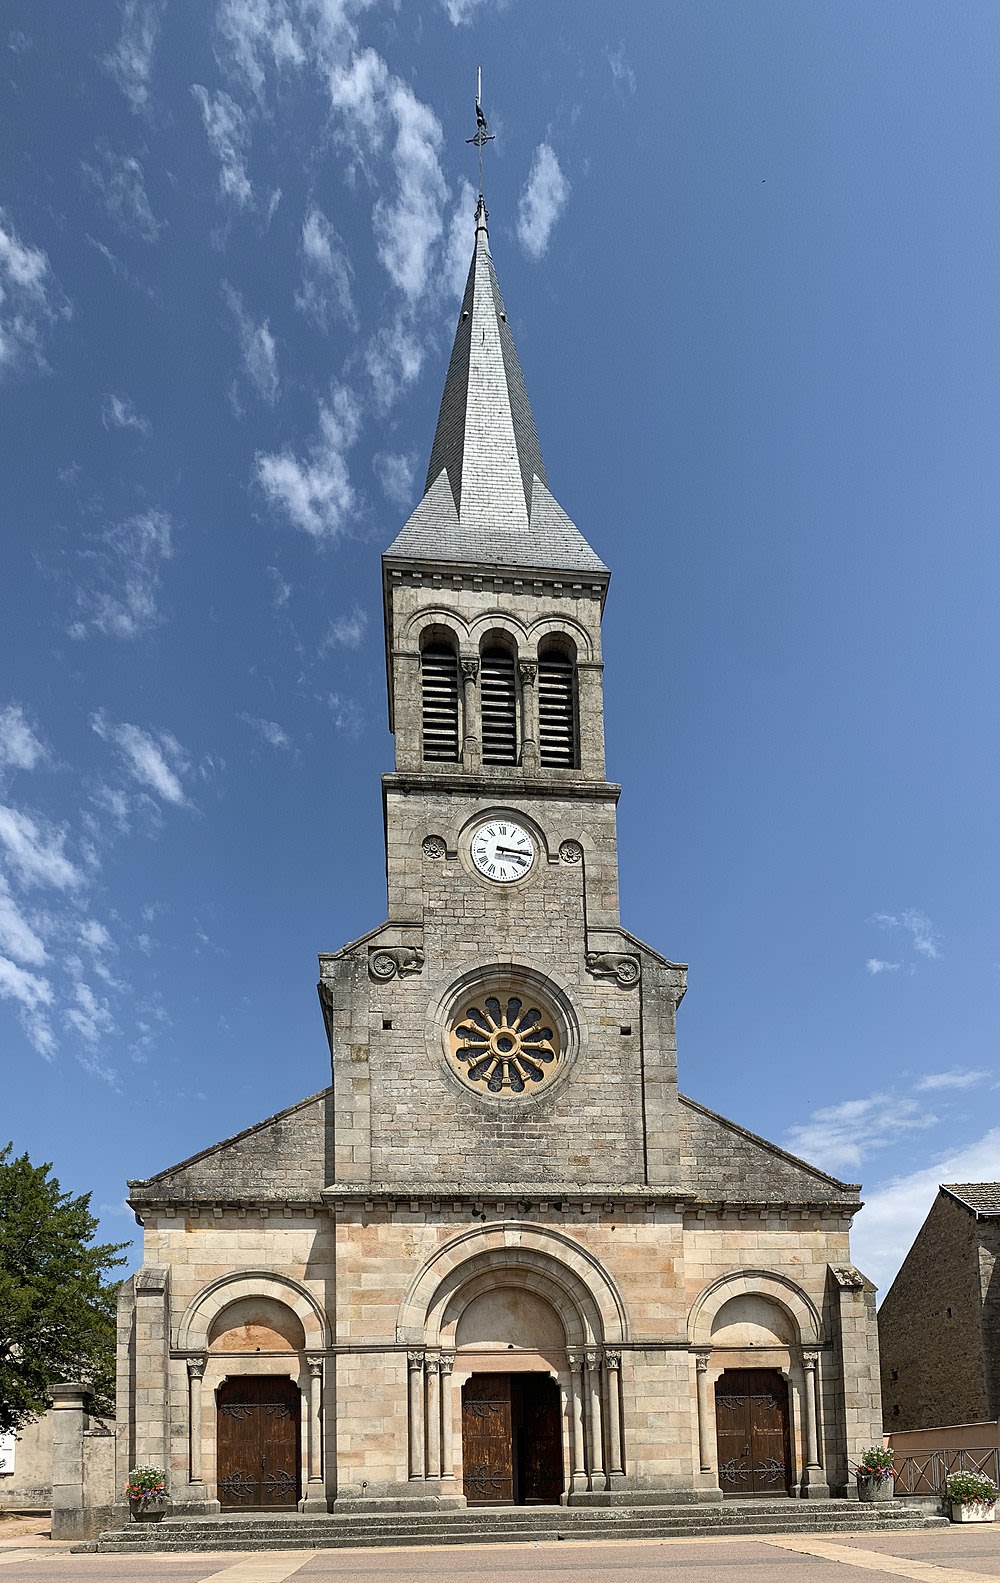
118,197,882,1521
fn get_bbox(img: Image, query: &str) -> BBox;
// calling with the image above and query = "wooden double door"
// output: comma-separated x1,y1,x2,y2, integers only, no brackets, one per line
217,1376,301,1510
715,1368,792,1497
462,1373,563,1505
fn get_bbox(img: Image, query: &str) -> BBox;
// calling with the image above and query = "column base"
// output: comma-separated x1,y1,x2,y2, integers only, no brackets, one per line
298,1487,330,1514
801,1467,831,1499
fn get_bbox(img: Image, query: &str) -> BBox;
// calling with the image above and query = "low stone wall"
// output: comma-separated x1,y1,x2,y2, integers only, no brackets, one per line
0,1413,52,1510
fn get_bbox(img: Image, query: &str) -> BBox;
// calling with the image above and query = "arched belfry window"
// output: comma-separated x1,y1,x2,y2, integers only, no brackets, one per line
480,642,517,765
421,637,460,762
538,642,577,768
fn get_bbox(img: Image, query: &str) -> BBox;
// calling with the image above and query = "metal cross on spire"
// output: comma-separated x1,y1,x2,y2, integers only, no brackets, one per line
465,66,495,206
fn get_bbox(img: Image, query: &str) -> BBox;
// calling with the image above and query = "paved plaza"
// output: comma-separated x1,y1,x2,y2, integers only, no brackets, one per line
4,1522,1000,1583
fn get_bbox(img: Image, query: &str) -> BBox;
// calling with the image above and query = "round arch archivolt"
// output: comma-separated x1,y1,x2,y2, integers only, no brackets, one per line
397,1222,629,1347
175,1269,331,1353
687,1268,823,1349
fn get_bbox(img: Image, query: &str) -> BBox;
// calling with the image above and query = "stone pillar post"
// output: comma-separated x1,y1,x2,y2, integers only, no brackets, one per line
461,659,481,770
49,1382,87,1541
800,1352,830,1497
408,1351,425,1480
425,1355,441,1480
566,1350,587,1493
186,1357,206,1485
585,1349,606,1491
298,1355,327,1511
604,1350,624,1480
439,1352,456,1481
518,660,539,769
695,1352,713,1473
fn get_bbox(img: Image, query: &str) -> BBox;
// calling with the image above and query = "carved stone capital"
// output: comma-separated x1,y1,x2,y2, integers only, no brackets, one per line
439,1351,456,1376
518,660,537,685
425,1356,440,1377
802,1350,819,1372
584,1348,602,1372
694,1353,710,1375
186,1355,207,1381
460,658,479,682
585,951,640,988
370,945,425,981
407,1351,425,1374
604,1349,622,1372
566,1348,584,1373
306,1355,325,1378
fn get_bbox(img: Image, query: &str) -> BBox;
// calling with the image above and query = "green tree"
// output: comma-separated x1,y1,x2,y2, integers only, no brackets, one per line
0,1144,129,1434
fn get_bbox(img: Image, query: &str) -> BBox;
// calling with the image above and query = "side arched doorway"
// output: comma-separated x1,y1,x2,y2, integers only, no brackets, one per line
216,1378,302,1510
714,1369,792,1498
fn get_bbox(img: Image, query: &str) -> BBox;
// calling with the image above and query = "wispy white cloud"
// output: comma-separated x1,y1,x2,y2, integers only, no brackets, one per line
321,605,367,652
191,85,253,208
104,0,161,114
915,1068,989,1092
0,209,70,376
101,392,151,435
255,384,361,539
0,705,47,776
8,30,32,55
364,313,424,412
65,978,118,1045
0,955,54,1041
327,692,364,737
853,1128,1000,1293
0,806,84,891
873,908,941,961
328,50,448,301
215,0,309,102
69,508,173,640
373,450,416,509
266,565,291,608
785,1093,938,1174
222,281,279,404
866,958,900,976
0,874,46,967
439,0,496,22
91,711,190,806
441,178,478,302
239,713,291,750
295,204,357,331
82,149,163,241
606,44,637,95
517,142,570,261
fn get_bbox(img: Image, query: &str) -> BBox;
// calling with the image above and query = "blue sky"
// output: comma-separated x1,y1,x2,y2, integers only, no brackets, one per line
2,1,999,1297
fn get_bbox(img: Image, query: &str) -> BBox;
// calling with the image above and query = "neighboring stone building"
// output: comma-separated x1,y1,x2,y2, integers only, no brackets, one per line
114,193,883,1526
879,1184,1000,1431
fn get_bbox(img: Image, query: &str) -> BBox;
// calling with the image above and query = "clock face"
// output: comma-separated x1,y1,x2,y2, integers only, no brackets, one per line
470,819,536,883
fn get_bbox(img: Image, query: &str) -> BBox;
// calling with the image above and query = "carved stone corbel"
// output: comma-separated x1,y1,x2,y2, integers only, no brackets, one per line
369,946,425,981
585,951,640,987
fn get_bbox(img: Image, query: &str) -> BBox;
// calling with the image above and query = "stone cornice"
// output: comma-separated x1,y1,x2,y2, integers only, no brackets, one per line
382,771,621,804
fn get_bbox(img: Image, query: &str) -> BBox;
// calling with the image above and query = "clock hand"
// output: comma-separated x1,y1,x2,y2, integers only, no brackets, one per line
494,846,529,858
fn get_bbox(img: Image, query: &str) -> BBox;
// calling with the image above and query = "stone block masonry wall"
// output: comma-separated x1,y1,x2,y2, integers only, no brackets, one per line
878,1192,988,1430
978,1218,1000,1419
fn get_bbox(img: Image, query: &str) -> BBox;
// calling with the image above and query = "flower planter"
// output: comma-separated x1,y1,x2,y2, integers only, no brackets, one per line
129,1496,167,1523
951,1501,996,1523
857,1473,894,1503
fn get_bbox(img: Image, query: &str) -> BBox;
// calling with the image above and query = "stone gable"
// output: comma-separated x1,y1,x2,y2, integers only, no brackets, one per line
677,1095,858,1206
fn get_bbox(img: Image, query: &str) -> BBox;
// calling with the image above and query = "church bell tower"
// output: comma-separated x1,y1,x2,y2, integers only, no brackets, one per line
319,194,687,1192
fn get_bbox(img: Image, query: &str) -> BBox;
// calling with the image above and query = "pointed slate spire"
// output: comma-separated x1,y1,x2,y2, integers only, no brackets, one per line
384,198,607,577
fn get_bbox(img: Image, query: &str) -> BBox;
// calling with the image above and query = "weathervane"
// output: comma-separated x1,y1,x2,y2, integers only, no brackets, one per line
465,66,495,209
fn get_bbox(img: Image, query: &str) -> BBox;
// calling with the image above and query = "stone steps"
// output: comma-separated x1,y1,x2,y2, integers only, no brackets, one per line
94,1500,946,1553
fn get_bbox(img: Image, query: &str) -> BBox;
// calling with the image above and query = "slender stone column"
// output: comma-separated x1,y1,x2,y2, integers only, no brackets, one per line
425,1356,441,1479
439,1352,456,1480
408,1352,425,1480
695,1352,713,1473
800,1352,829,1495
585,1349,606,1490
566,1350,587,1492
461,658,481,769
604,1350,624,1478
518,660,538,769
49,1382,87,1541
186,1356,206,1484
307,1356,324,1483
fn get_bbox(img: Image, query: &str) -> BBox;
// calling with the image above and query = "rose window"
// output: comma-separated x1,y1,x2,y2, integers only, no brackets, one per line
448,993,561,1096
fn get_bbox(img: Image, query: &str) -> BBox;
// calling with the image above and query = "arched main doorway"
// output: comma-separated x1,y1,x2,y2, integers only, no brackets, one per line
216,1377,301,1510
714,1368,792,1497
461,1373,562,1504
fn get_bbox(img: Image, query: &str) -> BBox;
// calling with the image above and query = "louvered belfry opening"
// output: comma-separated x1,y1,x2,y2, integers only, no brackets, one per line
480,645,518,765
421,640,460,762
538,647,577,768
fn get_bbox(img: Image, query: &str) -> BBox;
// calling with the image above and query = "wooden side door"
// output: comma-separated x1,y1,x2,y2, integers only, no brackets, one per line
462,1374,513,1504
217,1376,301,1510
715,1369,791,1497
519,1375,563,1504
